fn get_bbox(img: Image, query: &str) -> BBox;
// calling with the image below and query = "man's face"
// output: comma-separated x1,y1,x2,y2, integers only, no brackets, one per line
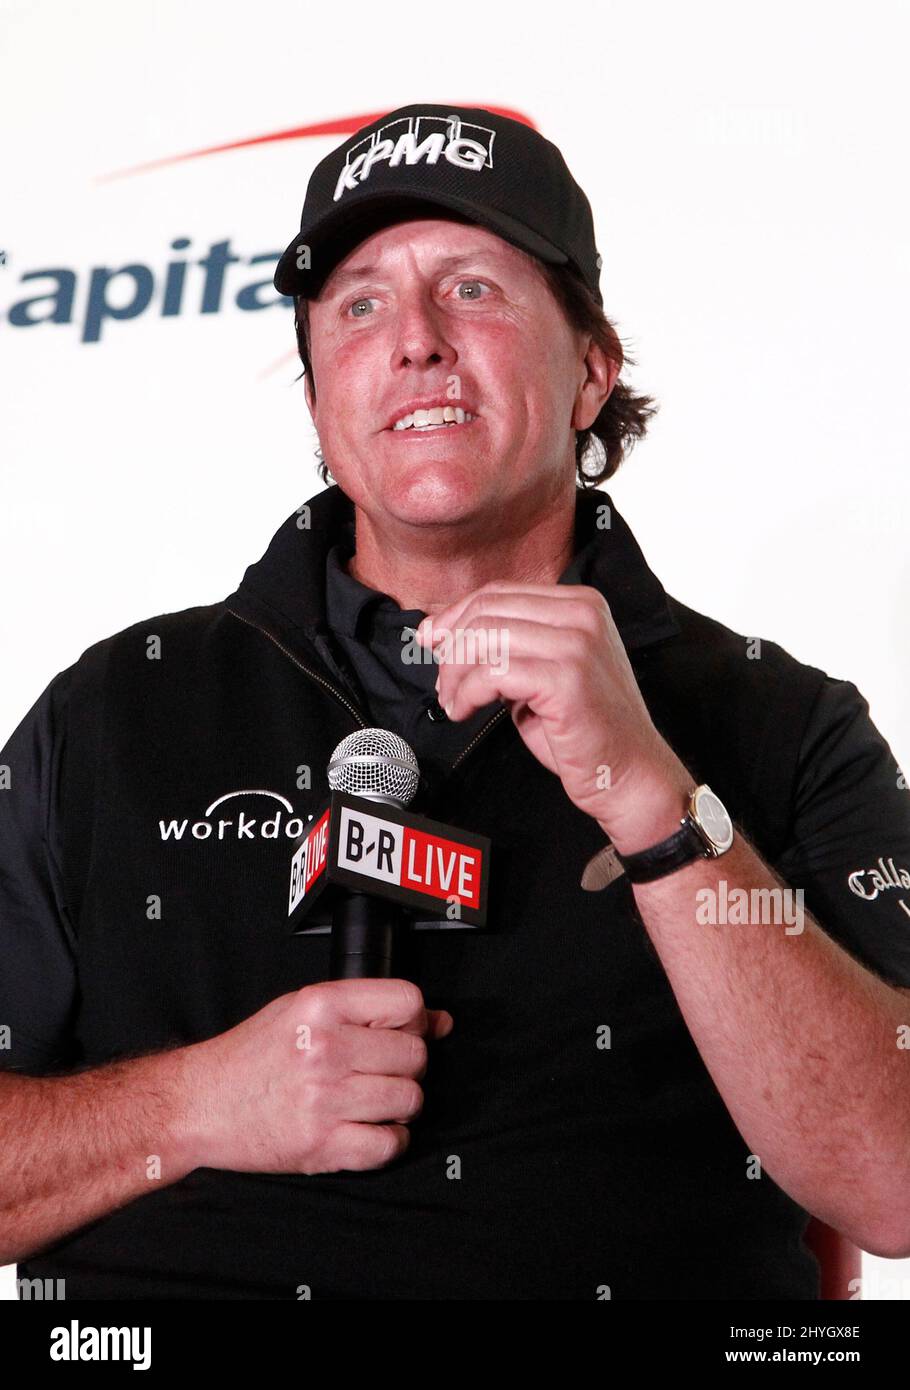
304,218,608,531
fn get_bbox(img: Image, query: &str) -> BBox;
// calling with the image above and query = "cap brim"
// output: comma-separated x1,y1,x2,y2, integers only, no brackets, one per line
273,189,569,298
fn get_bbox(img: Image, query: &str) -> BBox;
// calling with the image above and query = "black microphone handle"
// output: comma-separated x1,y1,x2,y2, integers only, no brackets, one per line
329,889,404,980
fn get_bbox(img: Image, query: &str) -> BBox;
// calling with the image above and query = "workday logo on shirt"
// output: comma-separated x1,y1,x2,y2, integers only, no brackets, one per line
158,788,307,843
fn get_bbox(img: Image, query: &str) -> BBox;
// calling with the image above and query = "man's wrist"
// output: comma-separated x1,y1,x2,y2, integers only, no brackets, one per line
155,1042,208,1178
593,760,694,858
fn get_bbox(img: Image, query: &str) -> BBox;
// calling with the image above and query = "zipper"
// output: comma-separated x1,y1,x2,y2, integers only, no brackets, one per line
449,704,511,771
226,603,510,773
226,605,369,729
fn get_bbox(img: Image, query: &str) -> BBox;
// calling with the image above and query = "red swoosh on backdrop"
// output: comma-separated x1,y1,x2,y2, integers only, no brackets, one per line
95,106,537,181
94,105,538,379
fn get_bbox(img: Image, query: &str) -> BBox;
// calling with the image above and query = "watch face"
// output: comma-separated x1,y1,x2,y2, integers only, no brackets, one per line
693,787,734,852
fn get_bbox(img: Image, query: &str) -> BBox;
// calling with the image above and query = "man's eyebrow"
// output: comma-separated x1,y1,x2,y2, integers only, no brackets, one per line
322,252,509,298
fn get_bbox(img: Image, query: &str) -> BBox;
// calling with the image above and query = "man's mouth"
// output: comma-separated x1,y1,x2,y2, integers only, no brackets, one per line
391,406,477,432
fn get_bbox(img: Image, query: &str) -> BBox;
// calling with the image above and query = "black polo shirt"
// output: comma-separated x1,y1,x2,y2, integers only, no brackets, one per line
3,483,910,1302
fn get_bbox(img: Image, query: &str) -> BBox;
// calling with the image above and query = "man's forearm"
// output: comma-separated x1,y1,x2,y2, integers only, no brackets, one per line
602,759,910,1259
0,1046,201,1265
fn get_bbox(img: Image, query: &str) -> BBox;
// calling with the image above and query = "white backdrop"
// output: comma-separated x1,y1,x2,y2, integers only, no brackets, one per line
1,0,908,1301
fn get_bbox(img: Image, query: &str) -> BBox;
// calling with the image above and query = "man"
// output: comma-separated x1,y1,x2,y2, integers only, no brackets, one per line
2,103,910,1300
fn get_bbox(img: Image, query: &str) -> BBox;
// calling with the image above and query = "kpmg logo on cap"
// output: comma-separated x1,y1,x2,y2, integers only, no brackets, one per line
334,114,496,202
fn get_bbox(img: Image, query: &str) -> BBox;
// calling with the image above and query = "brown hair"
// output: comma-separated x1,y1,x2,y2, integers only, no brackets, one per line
292,261,658,488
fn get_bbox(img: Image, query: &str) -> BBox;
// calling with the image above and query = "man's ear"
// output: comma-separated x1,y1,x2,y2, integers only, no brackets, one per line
295,296,317,417
573,334,620,432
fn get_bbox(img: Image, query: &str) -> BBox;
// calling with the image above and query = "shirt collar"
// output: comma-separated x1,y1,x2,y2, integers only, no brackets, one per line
226,483,681,659
324,506,615,643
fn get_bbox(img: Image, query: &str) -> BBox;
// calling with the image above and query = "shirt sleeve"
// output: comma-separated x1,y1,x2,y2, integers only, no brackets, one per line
772,675,910,988
0,667,80,1072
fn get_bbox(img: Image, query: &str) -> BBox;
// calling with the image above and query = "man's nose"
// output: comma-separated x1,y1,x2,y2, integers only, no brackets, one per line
391,293,456,368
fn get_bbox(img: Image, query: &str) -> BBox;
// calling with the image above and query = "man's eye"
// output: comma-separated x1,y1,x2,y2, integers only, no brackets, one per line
455,280,488,300
344,282,488,316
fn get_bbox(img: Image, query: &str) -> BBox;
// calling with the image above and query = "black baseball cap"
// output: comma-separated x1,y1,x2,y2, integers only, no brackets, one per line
273,103,604,306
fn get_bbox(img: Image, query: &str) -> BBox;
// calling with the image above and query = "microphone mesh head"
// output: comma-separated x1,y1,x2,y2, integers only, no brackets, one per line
327,728,420,806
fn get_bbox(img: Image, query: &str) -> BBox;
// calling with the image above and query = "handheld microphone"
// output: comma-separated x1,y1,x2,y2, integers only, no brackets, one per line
326,729,420,980
287,731,490,962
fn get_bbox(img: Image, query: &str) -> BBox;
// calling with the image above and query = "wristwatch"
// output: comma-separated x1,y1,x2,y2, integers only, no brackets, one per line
581,784,734,890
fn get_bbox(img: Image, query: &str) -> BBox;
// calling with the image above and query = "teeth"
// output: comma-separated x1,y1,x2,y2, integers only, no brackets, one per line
392,407,475,431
